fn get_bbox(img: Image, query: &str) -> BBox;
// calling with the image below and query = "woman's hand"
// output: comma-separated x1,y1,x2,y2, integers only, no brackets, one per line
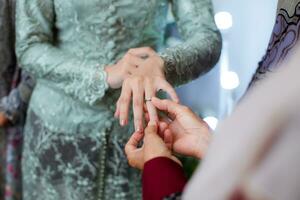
105,50,144,89
0,112,8,127
151,97,212,159
105,47,168,89
114,47,179,132
125,121,181,170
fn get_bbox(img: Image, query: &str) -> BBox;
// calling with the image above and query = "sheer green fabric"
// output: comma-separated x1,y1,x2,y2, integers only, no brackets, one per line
16,0,221,199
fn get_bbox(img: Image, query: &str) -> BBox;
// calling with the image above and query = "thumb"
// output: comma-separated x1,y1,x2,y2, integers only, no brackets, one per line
151,97,180,119
125,132,143,154
145,121,157,136
144,120,172,162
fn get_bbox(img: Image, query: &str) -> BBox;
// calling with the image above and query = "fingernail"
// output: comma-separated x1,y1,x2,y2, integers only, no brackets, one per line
121,119,125,126
136,124,142,133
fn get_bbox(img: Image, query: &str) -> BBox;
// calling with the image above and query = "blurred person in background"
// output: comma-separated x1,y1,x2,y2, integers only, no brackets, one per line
0,73,34,200
0,0,35,200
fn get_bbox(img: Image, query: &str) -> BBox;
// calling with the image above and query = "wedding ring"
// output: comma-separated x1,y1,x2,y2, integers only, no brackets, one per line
145,97,152,102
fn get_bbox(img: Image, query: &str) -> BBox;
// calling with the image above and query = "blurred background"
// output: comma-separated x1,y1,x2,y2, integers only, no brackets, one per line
166,0,277,130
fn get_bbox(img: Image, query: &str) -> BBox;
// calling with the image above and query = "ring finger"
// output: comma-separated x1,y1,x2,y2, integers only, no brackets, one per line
145,79,158,122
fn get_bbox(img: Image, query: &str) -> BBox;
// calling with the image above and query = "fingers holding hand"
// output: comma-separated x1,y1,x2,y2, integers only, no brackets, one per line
151,97,179,119
151,96,194,119
156,79,179,103
143,121,172,162
144,122,181,166
117,76,161,132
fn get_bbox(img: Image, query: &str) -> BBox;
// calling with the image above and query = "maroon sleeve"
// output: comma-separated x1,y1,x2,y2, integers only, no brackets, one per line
142,157,188,200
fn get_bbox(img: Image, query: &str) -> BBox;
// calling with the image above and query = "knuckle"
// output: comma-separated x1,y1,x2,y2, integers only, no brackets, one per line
161,99,169,104
124,77,133,85
122,58,129,65
125,53,132,59
144,76,152,84
128,48,136,55
123,55,130,63
133,76,143,84
123,78,129,85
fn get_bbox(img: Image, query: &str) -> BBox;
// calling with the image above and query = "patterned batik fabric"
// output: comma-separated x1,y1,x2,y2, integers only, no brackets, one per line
249,1,300,87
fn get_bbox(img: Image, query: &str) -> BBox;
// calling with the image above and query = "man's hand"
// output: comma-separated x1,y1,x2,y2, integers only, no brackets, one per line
151,97,212,159
125,121,180,170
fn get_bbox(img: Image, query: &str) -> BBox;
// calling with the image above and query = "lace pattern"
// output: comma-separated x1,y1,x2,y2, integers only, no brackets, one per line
15,0,221,199
23,110,142,200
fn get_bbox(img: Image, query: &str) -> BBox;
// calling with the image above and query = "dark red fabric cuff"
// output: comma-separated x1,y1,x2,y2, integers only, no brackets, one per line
142,157,187,200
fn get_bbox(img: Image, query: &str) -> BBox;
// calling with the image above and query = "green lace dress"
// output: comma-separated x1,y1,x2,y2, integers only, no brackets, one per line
15,0,221,199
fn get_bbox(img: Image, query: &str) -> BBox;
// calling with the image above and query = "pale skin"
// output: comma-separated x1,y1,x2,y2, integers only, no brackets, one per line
125,121,181,170
125,97,212,170
105,47,179,132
